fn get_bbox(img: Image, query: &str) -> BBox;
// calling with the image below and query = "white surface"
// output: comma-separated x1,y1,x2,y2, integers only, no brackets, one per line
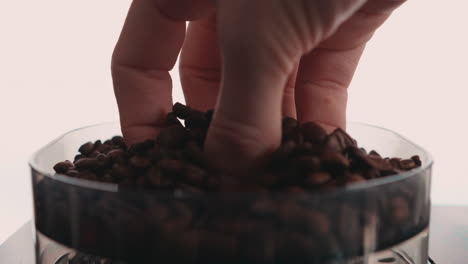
1,0,467,244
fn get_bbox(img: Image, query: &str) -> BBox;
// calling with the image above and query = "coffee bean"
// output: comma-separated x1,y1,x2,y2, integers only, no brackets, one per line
304,210,330,235
205,109,214,123
53,160,74,174
400,159,417,170
166,112,183,127
390,196,410,224
111,135,126,148
129,139,155,154
304,171,331,186
106,149,125,161
389,158,402,168
78,142,95,156
173,102,192,119
321,151,350,174
282,117,299,140
411,155,422,167
187,128,206,146
80,171,98,181
158,125,187,148
145,166,161,187
74,158,103,171
300,122,327,144
95,143,112,154
74,154,84,162
130,155,152,169
101,173,113,183
159,159,185,175
250,198,276,217
345,173,366,184
271,140,296,163
111,163,132,179
89,150,101,158
185,111,208,129
65,169,79,177
369,150,381,157
367,155,394,172
176,184,203,196
184,164,206,184
323,128,357,153
291,155,321,173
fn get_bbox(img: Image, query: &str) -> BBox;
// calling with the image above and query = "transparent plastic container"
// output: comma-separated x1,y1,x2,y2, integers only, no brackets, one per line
30,122,433,264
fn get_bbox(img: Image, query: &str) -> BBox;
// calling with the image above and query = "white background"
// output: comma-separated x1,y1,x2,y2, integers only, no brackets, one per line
1,0,467,243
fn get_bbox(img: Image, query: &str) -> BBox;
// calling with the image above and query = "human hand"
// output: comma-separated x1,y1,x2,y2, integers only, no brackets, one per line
112,0,406,171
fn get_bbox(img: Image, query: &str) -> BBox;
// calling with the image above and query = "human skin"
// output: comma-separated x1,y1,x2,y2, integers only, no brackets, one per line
112,0,406,172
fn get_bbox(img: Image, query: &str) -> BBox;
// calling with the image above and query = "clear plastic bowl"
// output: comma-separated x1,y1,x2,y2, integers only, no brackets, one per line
30,122,433,264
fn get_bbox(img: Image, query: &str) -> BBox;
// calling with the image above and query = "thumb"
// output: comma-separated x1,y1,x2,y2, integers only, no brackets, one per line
205,0,367,172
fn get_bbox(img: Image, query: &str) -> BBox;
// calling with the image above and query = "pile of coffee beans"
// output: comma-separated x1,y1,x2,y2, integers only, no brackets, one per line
53,102,421,192
38,103,428,264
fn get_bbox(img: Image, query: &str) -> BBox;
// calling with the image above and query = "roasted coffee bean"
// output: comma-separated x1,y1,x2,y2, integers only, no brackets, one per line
129,155,152,169
80,171,98,181
188,128,206,146
106,149,125,161
198,232,239,263
255,172,279,187
74,154,84,162
304,210,330,235
95,143,113,153
175,184,203,196
74,158,103,171
282,117,299,140
289,155,321,174
159,159,185,175
270,140,296,162
184,164,206,184
345,173,366,184
185,111,208,129
88,150,101,158
389,158,402,168
53,160,74,174
286,186,306,194
399,159,417,170
173,102,192,119
369,150,381,157
111,163,132,179
205,109,214,123
147,166,163,187
78,142,95,156
250,198,276,217
101,173,113,183
111,135,126,148
390,196,410,224
129,139,155,154
304,171,331,186
323,128,357,153
411,155,422,166
321,151,350,175
300,122,327,144
65,169,79,177
184,141,210,167
158,125,187,148
166,112,183,127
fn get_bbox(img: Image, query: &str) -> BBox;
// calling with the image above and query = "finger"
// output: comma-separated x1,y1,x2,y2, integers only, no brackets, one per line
282,64,299,118
180,16,221,111
180,16,299,115
205,0,367,171
296,45,366,132
112,0,186,144
295,0,406,131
